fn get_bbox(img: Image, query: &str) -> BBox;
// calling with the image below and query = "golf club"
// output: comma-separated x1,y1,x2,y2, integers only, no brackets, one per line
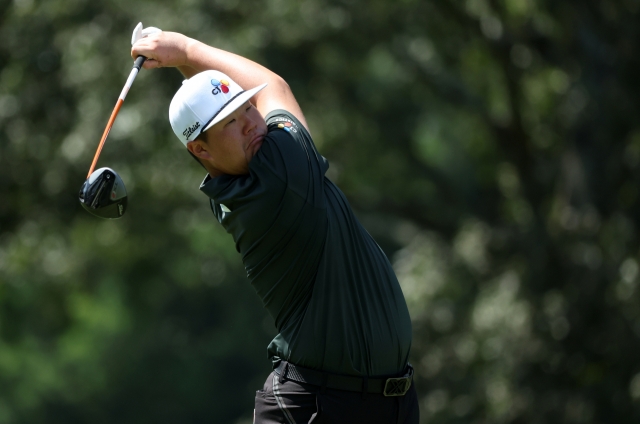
79,167,128,218
78,55,145,219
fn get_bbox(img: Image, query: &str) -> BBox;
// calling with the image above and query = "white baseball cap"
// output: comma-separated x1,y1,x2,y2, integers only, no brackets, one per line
169,70,267,146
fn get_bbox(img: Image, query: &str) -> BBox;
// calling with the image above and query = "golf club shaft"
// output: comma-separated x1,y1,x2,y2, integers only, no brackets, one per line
87,56,146,178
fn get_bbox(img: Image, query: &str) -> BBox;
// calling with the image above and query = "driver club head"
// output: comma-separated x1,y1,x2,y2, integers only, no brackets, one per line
79,167,128,219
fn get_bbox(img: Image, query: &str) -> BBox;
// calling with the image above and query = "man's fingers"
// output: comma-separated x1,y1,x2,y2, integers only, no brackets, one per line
130,32,186,68
131,41,154,62
142,59,161,69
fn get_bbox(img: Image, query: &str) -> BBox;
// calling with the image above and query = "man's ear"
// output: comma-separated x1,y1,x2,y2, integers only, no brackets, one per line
186,140,213,161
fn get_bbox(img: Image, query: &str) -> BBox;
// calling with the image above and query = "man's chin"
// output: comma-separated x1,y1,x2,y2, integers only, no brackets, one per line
249,138,264,157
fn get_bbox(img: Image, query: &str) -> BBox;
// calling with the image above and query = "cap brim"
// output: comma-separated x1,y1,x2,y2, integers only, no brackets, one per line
201,83,268,133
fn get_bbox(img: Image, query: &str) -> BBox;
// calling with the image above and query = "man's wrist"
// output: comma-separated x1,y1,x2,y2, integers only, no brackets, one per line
183,37,202,69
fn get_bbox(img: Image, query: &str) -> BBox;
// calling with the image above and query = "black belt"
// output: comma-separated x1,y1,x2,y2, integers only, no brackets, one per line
273,361,414,397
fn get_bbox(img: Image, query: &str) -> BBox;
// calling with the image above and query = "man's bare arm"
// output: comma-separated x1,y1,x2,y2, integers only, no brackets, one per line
131,31,309,131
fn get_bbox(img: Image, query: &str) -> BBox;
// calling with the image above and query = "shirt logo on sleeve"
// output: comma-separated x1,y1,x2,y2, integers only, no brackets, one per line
273,117,298,133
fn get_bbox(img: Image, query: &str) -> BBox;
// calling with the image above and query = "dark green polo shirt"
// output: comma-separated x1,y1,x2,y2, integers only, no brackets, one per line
200,110,412,377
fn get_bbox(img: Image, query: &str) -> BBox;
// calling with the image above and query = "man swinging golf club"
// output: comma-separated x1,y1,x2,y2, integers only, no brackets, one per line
132,26,418,424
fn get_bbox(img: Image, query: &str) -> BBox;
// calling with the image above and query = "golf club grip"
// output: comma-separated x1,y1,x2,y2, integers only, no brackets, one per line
133,55,146,70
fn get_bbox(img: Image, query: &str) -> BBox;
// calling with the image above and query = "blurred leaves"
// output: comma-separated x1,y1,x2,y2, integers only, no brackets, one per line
2,0,640,423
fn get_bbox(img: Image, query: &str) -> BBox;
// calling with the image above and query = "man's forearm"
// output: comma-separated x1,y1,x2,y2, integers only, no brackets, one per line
183,39,276,89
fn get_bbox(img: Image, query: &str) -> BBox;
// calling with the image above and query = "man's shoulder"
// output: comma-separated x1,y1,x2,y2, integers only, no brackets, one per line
265,110,306,137
257,109,325,171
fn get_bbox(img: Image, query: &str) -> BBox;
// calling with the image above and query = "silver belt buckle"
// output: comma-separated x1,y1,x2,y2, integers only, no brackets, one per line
383,377,411,396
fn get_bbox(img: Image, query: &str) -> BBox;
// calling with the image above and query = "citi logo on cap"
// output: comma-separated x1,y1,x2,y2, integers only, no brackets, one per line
211,79,230,95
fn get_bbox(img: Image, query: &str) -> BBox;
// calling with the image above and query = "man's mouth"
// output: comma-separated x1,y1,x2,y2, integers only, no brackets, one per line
248,134,264,152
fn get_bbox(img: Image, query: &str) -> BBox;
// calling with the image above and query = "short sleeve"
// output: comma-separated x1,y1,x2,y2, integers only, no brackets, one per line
249,110,328,206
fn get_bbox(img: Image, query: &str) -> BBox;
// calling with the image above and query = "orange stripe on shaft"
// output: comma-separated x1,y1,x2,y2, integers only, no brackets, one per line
87,98,124,178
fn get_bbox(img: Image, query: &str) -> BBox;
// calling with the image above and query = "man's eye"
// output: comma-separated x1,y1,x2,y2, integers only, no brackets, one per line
225,119,236,127
246,105,252,111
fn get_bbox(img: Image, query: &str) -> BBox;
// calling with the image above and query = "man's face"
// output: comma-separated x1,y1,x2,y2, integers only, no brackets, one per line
192,101,267,176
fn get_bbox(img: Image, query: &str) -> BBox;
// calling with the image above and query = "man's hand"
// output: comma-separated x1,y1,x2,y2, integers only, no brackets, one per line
131,30,193,70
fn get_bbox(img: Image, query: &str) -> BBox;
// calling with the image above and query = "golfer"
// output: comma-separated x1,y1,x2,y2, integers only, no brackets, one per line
133,29,419,424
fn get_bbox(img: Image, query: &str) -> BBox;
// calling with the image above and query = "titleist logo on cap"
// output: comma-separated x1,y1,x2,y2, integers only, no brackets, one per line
183,122,201,140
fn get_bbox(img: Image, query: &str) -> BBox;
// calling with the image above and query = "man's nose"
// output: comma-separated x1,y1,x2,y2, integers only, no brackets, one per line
243,115,257,134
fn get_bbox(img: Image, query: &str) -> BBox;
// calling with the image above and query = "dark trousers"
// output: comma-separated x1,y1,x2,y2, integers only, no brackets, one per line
254,371,419,424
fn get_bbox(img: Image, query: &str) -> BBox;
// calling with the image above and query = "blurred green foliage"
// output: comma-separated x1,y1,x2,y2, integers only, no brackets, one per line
1,0,640,422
